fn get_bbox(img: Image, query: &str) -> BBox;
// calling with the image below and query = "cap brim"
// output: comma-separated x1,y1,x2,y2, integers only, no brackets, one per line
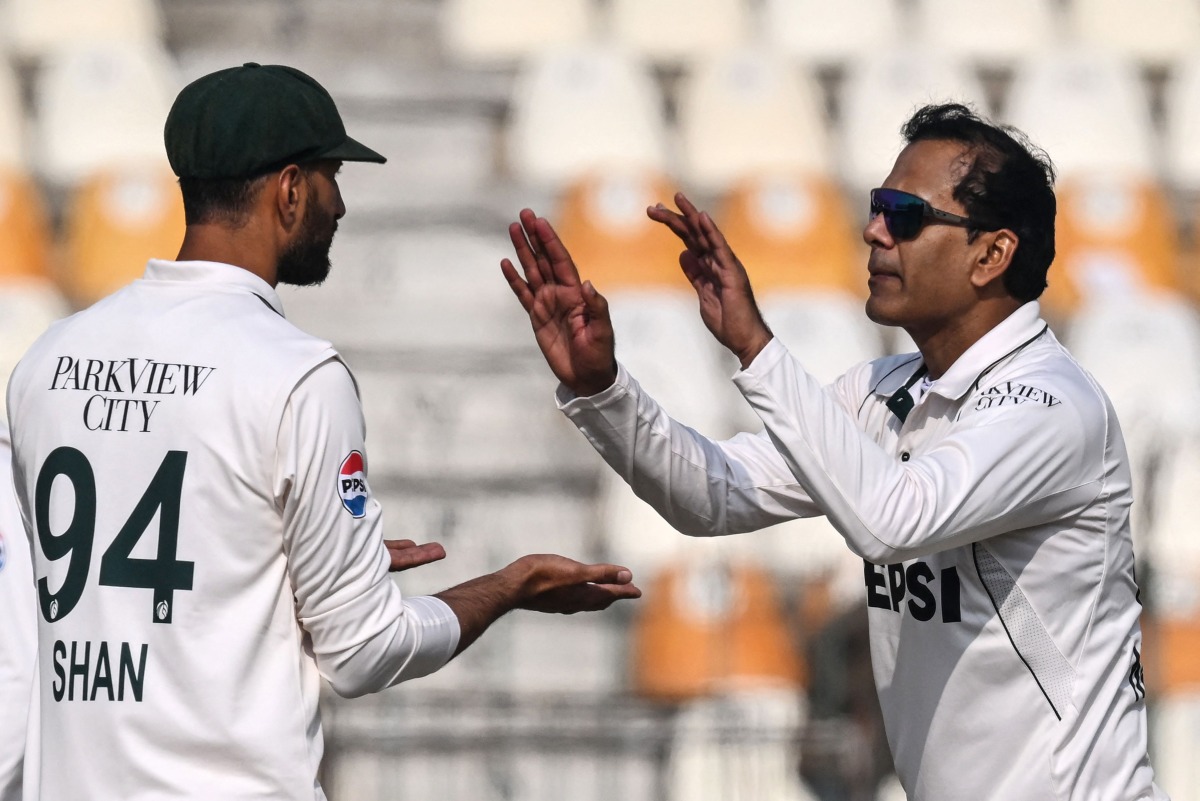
315,136,386,164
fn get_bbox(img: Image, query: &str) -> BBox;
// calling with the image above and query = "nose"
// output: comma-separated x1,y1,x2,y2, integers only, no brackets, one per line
333,186,346,220
863,210,894,249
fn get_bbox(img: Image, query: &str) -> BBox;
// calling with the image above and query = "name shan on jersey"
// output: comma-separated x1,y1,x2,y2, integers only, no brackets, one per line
47,356,217,434
51,639,149,703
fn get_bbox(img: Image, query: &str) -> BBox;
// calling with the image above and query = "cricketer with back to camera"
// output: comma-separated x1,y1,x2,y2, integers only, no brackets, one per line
503,103,1168,801
5,62,640,801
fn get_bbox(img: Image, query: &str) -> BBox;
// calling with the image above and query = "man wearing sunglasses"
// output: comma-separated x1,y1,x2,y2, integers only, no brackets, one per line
502,102,1165,800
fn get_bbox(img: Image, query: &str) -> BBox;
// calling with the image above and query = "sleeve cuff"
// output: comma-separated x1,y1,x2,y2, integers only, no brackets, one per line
555,362,633,410
733,337,790,387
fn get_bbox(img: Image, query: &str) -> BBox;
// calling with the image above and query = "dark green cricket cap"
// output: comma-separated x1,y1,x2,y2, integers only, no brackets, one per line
164,62,386,179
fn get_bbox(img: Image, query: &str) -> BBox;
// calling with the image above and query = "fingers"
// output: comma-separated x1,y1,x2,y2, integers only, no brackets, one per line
532,216,581,288
508,217,547,292
576,562,635,586
500,258,536,313
385,540,447,572
647,203,704,256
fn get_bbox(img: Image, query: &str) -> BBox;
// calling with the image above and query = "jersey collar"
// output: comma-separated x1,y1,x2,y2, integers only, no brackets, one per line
872,301,1048,401
141,259,286,317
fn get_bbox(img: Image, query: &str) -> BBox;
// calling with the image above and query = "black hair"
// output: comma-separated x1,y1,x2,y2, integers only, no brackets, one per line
901,103,1056,302
178,173,271,227
178,164,317,227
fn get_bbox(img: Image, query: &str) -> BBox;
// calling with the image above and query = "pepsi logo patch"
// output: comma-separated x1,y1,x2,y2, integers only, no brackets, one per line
338,451,370,518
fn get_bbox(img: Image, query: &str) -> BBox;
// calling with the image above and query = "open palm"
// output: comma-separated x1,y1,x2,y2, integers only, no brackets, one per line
502,209,617,397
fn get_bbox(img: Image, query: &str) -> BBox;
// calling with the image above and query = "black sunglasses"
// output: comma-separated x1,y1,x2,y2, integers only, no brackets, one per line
869,187,990,241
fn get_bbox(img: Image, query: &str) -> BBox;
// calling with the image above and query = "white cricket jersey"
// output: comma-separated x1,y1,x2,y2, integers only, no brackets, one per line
0,423,36,801
559,301,1166,801
5,260,460,801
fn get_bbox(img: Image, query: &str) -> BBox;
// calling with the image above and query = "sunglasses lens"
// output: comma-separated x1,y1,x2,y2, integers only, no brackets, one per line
870,189,925,241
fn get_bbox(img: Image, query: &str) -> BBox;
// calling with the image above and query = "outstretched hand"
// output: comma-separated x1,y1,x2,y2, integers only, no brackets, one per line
384,539,447,572
647,193,773,368
502,553,641,614
501,209,618,397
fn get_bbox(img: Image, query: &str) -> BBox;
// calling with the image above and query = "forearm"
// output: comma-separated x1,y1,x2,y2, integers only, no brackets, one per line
434,570,521,657
559,364,822,536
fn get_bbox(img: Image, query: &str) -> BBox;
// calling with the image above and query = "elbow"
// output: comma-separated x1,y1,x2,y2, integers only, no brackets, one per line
325,672,376,699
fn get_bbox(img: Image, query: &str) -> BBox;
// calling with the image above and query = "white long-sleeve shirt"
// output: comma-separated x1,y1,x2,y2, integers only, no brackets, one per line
6,260,460,801
560,301,1165,801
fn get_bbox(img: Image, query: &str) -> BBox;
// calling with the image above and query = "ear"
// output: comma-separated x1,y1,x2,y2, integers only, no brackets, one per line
274,164,307,232
969,228,1018,289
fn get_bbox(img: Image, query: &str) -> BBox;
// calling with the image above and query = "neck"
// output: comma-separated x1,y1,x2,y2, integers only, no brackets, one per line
908,297,1023,379
176,222,279,287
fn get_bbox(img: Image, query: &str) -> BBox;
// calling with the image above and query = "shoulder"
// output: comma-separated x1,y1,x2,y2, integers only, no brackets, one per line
968,332,1111,431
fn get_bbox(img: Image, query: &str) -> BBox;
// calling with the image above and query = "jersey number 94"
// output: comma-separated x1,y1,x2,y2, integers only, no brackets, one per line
34,447,194,625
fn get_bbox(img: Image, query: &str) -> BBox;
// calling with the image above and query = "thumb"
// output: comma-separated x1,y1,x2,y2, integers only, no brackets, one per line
581,562,634,585
582,281,610,320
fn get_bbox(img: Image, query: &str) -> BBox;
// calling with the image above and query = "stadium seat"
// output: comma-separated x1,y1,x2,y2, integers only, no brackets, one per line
0,278,69,416
278,226,532,355
61,165,185,307
0,169,53,282
1065,293,1200,556
34,42,179,186
837,48,988,197
506,46,669,190
440,0,596,68
1117,387,1200,801
1042,176,1182,319
1004,49,1156,182
0,0,163,60
715,173,862,297
912,0,1058,69
1163,53,1200,194
667,688,818,801
608,0,750,68
1066,0,1200,68
675,50,833,194
631,556,804,701
760,0,905,69
0,61,24,171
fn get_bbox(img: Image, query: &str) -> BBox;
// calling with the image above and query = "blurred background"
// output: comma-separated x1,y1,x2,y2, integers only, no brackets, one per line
2,0,1200,799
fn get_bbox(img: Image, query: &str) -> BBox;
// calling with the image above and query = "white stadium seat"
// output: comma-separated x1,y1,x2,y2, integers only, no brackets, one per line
1163,53,1200,193
1067,0,1200,68
675,49,833,193
608,0,750,67
1004,49,1157,182
838,48,988,197
912,0,1058,69
760,0,905,69
441,0,596,68
33,42,179,186
0,61,24,170
0,0,163,59
506,45,669,189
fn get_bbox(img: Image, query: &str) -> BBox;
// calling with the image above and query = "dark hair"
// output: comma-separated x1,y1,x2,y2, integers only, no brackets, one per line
901,103,1056,302
178,173,272,226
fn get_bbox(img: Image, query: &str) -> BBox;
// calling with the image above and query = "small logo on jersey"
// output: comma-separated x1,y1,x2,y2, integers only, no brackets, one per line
338,451,370,518
156,601,169,621
0,532,6,573
49,599,59,620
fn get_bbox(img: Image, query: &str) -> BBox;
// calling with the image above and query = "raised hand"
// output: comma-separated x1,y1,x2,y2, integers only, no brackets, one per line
384,539,447,572
501,209,618,397
647,192,773,368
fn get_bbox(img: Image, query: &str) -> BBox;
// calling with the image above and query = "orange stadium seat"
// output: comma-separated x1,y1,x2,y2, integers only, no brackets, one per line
61,165,185,307
716,173,862,297
0,168,53,282
632,558,804,701
1042,176,1182,318
554,171,687,290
